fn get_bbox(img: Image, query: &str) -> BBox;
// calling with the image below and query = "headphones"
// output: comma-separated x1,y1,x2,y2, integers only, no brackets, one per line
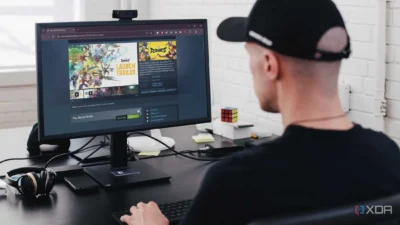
27,123,70,156
5,167,57,198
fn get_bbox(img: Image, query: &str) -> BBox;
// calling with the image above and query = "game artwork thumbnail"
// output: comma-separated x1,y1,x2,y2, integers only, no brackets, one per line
70,90,83,99
124,85,139,95
70,85,139,100
69,42,139,94
139,41,177,62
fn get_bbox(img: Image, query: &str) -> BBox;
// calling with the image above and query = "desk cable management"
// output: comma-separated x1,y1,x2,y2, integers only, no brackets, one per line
130,132,220,162
76,136,110,165
0,132,223,170
0,137,100,166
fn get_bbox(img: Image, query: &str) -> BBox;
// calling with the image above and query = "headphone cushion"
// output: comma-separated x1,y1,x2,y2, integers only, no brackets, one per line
19,175,35,197
31,173,40,196
39,171,47,195
45,170,56,193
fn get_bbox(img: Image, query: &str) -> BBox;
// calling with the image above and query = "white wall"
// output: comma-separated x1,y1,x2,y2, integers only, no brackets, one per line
147,0,400,145
334,0,377,130
386,1,400,146
336,0,400,146
0,74,37,129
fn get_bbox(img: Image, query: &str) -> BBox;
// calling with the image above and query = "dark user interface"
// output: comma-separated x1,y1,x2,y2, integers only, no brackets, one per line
39,23,209,137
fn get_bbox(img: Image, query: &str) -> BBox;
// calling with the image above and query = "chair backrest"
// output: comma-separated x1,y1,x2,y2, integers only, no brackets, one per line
248,194,400,225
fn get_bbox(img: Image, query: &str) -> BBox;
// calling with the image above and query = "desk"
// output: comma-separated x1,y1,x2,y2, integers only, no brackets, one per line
0,125,270,225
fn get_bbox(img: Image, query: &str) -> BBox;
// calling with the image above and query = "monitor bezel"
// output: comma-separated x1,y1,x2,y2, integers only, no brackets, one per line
36,19,211,141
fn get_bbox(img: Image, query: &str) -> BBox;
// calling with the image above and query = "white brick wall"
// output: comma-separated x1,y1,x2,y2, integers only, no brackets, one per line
387,0,400,145
147,0,400,143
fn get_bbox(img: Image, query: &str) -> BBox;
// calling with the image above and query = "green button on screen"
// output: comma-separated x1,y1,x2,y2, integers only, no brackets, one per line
127,114,140,120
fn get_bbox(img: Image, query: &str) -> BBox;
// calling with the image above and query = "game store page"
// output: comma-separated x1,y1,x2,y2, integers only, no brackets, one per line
38,23,208,137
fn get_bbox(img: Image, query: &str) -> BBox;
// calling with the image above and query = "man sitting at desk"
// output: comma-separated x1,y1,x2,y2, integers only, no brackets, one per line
121,0,400,225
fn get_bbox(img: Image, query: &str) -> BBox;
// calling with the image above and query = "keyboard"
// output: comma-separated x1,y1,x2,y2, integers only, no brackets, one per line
112,199,193,225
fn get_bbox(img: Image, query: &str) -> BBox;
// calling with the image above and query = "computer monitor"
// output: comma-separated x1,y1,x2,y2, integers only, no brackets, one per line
36,20,211,187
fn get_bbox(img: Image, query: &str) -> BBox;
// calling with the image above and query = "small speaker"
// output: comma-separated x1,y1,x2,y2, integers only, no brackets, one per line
27,123,70,156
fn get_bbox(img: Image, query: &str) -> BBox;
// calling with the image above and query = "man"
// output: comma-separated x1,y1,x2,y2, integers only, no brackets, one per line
121,0,400,225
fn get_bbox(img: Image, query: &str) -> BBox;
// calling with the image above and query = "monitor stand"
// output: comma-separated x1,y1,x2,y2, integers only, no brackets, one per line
84,132,171,188
71,136,112,162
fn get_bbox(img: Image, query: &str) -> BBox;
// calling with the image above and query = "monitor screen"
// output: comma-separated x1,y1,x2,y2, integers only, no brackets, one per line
36,20,211,140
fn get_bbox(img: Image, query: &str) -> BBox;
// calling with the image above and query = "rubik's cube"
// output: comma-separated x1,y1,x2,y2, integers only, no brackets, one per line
221,107,238,123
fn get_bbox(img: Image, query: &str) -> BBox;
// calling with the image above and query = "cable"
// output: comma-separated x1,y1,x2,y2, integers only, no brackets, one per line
138,150,198,160
0,155,48,165
77,144,107,165
1,145,101,166
44,136,97,169
79,150,201,167
137,149,232,160
130,132,219,162
0,143,103,166
78,144,105,154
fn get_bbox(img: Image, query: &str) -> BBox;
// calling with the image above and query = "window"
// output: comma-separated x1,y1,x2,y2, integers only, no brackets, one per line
0,0,80,70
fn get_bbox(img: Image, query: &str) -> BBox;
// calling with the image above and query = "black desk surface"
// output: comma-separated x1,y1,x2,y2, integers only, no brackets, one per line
0,125,271,225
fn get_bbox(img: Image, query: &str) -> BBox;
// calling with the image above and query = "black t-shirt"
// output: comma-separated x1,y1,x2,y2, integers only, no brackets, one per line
180,124,400,225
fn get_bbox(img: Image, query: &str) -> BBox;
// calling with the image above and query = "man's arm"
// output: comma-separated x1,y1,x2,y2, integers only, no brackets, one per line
120,155,246,225
179,157,246,225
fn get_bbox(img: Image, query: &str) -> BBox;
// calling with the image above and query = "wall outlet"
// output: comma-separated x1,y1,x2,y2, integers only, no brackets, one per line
339,82,351,113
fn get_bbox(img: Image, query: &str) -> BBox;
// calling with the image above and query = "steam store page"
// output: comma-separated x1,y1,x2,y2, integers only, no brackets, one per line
39,24,208,136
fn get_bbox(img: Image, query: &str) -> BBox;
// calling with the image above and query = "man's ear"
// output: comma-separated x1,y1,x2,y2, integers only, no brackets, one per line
263,50,280,81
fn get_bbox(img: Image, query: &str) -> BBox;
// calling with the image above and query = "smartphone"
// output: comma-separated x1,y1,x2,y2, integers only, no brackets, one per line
64,174,99,192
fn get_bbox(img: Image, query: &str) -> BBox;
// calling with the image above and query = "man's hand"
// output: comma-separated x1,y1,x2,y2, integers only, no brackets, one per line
120,201,169,225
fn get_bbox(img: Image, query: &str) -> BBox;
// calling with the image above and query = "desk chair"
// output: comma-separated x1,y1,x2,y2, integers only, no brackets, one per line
248,194,400,225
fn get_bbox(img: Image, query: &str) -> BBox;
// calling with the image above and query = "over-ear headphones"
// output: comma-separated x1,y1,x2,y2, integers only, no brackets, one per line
27,123,70,156
5,167,57,198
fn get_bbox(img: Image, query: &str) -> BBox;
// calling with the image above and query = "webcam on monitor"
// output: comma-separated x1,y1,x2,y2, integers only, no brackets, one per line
112,10,138,20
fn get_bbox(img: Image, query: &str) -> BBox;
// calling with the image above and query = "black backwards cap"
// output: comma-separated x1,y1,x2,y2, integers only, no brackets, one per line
217,0,351,61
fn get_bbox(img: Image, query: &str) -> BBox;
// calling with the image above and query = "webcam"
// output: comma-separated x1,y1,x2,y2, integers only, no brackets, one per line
112,10,138,20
